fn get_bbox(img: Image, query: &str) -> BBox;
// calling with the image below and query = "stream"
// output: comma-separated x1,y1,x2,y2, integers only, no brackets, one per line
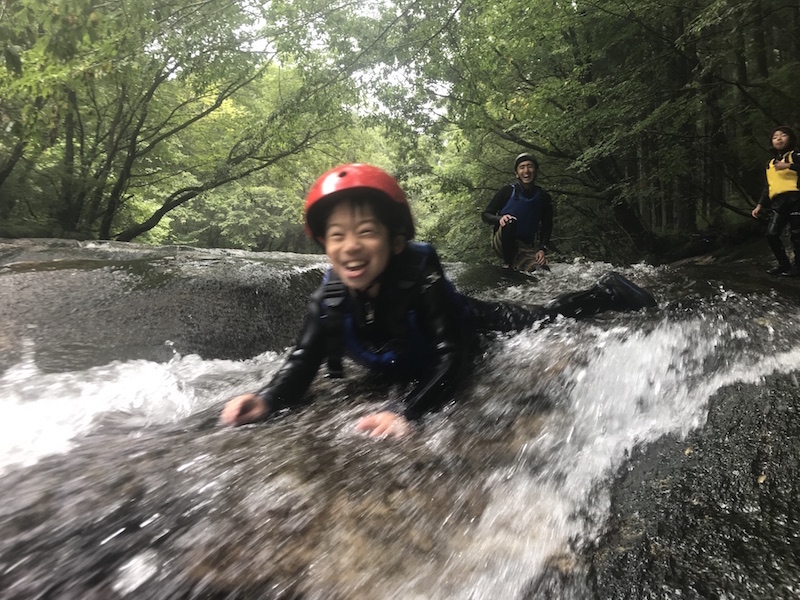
1,239,799,599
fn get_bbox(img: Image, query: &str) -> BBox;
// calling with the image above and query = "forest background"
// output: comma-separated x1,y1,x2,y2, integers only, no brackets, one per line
1,0,798,264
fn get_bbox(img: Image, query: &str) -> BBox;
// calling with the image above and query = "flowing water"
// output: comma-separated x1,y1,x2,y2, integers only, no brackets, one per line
1,241,799,599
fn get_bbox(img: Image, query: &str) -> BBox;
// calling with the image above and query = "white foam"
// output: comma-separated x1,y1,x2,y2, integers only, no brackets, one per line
0,346,285,474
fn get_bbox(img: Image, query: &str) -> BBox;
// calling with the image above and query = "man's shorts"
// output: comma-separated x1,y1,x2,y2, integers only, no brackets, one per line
491,227,544,272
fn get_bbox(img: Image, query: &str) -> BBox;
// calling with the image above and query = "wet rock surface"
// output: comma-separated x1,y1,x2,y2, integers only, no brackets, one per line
0,239,509,374
0,381,551,599
576,371,800,600
527,252,800,599
4,238,800,599
0,239,325,372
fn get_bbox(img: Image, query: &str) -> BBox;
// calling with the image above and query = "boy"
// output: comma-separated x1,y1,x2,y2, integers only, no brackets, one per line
482,153,553,272
751,126,800,276
221,164,656,438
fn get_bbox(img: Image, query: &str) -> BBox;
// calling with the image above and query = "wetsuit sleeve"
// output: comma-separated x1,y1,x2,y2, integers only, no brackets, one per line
399,251,468,421
757,183,769,207
791,151,800,172
757,156,773,206
538,190,554,251
254,288,327,414
482,185,513,226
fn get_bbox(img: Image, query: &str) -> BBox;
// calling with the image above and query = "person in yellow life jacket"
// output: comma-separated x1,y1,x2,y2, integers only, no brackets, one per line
752,126,800,276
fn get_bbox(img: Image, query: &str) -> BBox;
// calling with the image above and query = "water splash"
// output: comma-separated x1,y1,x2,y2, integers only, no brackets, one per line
407,300,800,599
0,343,284,475
3,254,800,599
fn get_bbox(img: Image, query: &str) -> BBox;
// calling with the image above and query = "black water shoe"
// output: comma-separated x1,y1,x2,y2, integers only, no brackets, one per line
597,272,657,312
783,265,800,277
767,264,791,275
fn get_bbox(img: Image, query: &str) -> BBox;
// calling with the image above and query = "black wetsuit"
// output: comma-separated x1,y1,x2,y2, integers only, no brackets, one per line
255,242,655,422
758,150,800,270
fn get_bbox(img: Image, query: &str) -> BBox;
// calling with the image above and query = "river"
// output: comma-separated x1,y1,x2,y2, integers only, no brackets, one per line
1,239,798,599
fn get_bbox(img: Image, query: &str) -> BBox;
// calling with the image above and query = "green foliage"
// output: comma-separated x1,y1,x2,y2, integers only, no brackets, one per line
3,0,800,264
349,0,800,261
161,121,397,251
0,0,360,243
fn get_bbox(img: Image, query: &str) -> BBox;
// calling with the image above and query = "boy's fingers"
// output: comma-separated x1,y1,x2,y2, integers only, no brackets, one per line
356,414,391,437
221,395,266,426
356,412,411,439
369,425,388,438
220,403,240,425
355,415,376,431
237,398,255,417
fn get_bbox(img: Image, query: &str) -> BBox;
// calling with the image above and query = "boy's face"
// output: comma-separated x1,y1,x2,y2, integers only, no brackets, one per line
516,160,537,185
772,130,790,151
324,201,404,293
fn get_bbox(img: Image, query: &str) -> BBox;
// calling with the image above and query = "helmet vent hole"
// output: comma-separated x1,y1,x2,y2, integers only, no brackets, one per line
338,171,348,178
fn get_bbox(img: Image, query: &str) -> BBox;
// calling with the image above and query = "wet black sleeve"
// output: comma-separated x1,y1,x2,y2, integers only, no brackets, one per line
400,251,469,421
758,157,774,207
482,185,513,226
757,183,769,207
791,151,800,171
254,287,327,414
538,190,554,251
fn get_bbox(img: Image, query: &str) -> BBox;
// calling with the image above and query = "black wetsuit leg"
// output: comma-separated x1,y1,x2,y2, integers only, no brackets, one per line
786,194,800,267
466,296,548,333
463,272,655,333
499,220,519,266
766,200,792,269
544,272,656,317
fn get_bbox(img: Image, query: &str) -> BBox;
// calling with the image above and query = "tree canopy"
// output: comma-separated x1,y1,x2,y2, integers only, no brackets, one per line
2,0,798,262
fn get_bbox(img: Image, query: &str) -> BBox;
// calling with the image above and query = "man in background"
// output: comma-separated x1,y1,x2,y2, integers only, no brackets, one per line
482,153,553,272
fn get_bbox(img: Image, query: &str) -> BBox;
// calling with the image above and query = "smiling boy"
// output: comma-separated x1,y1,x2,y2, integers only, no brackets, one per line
221,164,656,438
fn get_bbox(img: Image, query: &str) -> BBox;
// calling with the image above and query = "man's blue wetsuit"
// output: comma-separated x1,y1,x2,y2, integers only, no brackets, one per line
256,242,655,422
482,182,554,270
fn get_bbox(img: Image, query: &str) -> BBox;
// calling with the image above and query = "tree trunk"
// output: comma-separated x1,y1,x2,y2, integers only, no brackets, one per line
790,4,800,59
0,141,24,190
613,200,657,252
734,28,749,105
56,89,81,234
751,0,769,79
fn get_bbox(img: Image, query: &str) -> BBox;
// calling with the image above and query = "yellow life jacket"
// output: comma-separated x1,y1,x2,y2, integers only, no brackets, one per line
766,151,800,199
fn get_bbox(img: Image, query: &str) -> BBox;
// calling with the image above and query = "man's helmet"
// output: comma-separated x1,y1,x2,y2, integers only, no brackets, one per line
514,153,539,171
304,164,415,240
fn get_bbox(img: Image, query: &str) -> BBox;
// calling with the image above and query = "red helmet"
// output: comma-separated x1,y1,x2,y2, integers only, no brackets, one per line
304,164,415,241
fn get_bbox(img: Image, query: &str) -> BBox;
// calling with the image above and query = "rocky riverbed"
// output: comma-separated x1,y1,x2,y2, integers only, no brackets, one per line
531,250,800,599
2,238,799,599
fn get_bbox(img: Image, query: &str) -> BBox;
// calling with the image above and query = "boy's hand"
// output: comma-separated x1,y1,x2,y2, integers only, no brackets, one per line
774,161,790,171
752,204,762,218
356,411,412,439
221,393,269,426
